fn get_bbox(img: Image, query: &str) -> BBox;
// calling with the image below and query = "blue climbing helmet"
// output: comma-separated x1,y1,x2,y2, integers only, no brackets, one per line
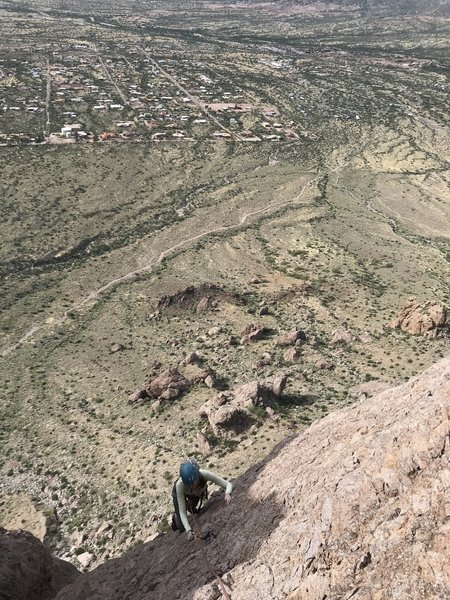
180,460,200,486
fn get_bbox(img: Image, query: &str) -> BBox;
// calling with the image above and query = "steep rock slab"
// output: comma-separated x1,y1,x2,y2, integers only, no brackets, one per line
55,357,450,600
227,356,450,600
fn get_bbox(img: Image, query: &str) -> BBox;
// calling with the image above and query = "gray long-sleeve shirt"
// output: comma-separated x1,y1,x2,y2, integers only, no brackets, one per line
176,469,233,533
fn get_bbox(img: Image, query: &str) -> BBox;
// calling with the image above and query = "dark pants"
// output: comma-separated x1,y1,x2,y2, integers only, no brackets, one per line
171,482,201,532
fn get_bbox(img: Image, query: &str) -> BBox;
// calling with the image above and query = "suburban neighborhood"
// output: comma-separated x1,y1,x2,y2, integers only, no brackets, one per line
0,41,297,146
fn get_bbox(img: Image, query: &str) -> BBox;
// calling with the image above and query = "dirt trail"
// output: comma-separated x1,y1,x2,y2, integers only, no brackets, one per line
1,165,344,358
343,184,447,237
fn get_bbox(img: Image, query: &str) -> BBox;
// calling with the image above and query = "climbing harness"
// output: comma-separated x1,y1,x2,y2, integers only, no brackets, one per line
192,513,231,600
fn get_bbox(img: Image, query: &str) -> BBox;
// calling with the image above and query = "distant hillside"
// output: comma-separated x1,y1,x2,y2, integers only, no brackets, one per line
235,0,450,15
50,355,450,600
352,0,448,12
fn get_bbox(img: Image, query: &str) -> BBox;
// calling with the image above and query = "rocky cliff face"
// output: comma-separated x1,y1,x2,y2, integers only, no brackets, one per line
51,356,450,600
0,528,80,600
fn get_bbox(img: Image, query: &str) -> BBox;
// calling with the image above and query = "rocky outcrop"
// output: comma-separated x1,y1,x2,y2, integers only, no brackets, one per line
330,328,354,346
55,357,450,600
0,528,80,600
283,347,300,363
109,343,124,353
156,284,240,314
199,377,287,437
240,324,268,344
231,379,285,407
147,368,190,401
314,356,334,370
196,297,210,313
132,361,215,404
181,351,202,366
275,329,307,347
128,388,149,403
196,431,214,455
202,403,254,437
390,298,447,336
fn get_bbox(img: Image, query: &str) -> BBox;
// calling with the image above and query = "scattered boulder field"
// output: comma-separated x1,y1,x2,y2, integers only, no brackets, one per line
127,317,310,442
7,355,446,600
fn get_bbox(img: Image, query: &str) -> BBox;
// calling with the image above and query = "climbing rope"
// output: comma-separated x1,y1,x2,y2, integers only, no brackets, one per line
192,512,232,600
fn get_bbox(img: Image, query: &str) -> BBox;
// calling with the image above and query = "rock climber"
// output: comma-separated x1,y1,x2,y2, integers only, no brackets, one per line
171,458,233,540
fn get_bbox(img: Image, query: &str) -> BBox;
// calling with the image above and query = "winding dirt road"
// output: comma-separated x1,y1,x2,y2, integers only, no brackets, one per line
1,165,343,358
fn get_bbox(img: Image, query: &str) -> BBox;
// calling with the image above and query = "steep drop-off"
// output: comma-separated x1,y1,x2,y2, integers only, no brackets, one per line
52,355,450,600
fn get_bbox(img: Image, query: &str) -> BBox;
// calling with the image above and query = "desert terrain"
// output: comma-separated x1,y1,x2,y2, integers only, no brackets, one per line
1,0,449,571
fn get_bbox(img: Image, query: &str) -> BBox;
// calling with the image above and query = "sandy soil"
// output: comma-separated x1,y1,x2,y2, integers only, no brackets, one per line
0,494,48,541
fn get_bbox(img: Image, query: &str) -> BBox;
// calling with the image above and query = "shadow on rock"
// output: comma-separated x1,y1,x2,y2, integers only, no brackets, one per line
54,435,296,600
277,392,318,408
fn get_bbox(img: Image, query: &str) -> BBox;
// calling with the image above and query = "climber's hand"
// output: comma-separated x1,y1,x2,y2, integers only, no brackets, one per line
187,530,194,541
225,493,232,504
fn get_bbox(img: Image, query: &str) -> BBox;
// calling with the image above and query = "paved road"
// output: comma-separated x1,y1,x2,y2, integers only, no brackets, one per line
140,47,243,141
45,57,51,139
95,47,129,107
